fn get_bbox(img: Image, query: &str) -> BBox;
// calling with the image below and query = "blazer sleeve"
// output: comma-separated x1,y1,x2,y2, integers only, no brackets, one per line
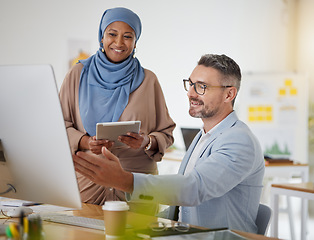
129,125,263,206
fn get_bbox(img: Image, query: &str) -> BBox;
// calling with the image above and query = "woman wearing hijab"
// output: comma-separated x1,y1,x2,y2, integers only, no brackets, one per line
59,7,176,213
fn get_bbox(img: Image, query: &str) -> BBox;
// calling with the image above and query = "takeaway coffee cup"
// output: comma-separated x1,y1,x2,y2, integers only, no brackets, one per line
102,201,129,239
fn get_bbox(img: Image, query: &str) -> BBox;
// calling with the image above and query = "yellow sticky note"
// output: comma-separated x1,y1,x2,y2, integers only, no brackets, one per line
290,88,297,95
285,79,292,86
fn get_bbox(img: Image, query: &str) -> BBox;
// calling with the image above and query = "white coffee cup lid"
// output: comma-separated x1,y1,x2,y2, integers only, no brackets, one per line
102,201,129,211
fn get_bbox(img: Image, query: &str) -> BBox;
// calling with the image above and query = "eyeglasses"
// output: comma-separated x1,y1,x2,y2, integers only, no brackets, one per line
183,79,233,95
148,221,190,232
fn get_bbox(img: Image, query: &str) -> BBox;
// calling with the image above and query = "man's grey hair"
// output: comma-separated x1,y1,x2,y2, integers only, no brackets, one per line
198,54,241,106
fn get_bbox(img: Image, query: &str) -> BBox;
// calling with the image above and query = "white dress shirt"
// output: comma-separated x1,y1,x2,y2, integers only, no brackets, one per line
178,123,220,221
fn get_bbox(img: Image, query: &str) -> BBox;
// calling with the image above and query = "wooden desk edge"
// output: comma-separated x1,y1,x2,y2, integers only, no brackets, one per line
271,182,314,193
265,163,308,167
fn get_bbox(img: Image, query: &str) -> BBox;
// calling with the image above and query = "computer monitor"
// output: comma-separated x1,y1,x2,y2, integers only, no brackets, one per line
0,65,82,209
181,127,200,151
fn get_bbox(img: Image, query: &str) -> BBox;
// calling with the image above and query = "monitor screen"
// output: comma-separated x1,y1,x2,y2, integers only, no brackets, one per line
181,127,200,151
0,65,81,209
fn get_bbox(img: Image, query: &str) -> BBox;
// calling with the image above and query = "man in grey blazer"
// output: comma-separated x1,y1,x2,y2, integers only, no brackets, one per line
73,54,265,233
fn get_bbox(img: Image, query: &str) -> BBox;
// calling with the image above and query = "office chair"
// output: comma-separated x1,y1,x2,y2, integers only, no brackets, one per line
256,203,272,235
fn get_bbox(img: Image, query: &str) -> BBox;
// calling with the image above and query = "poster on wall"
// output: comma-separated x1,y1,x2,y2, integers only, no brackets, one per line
67,39,91,69
235,73,309,163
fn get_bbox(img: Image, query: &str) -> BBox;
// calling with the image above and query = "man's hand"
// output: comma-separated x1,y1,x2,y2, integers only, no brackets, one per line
73,147,134,193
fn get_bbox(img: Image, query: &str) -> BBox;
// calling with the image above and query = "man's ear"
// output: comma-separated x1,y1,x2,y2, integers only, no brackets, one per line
225,87,237,103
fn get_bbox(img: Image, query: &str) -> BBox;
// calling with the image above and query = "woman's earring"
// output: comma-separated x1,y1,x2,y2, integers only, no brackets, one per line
101,48,105,53
133,48,137,58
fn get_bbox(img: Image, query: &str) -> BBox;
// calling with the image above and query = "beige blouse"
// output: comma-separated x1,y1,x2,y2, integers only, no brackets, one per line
59,63,176,206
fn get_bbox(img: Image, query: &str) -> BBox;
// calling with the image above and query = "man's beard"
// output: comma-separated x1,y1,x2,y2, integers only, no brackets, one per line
189,98,219,119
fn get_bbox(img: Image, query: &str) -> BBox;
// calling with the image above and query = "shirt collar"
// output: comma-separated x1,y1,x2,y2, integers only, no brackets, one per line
201,120,222,137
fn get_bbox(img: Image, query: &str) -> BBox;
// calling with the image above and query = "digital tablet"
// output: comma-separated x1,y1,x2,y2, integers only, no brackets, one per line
96,121,141,147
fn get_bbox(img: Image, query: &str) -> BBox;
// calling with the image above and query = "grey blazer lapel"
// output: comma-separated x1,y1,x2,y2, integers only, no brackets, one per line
194,112,239,162
177,131,202,174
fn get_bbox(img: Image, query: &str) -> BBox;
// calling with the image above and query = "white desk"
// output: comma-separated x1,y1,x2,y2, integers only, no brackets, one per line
263,163,309,240
270,182,314,240
264,163,309,182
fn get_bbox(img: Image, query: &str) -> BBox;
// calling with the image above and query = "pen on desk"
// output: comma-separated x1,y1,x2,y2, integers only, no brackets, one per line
22,202,42,207
23,216,29,240
20,210,24,239
8,223,19,239
28,215,43,240
5,224,13,239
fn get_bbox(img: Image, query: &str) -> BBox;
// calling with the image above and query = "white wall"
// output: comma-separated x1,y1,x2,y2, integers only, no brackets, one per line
297,0,314,101
0,0,301,149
